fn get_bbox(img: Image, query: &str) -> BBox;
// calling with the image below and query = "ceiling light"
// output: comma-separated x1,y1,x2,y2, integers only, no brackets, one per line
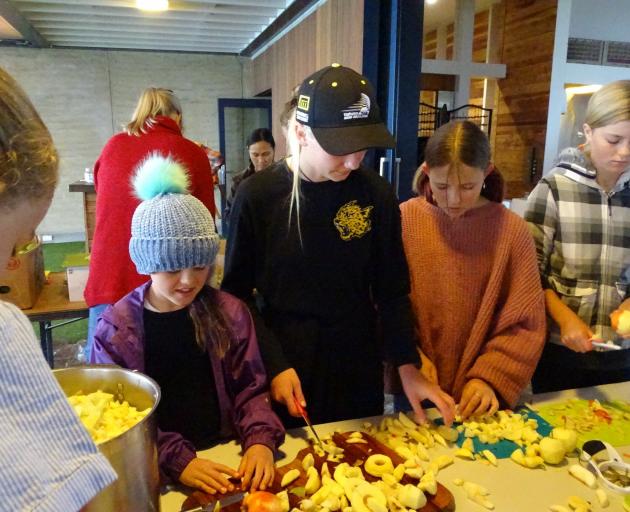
136,0,169,11
426,0,438,5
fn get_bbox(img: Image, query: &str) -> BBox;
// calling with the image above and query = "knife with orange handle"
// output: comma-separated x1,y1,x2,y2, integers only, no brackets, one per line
293,397,324,449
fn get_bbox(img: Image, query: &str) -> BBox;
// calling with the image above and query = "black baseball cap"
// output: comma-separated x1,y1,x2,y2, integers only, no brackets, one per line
295,64,395,156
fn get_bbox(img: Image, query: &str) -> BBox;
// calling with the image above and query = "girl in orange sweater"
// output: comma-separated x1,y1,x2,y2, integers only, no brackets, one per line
400,121,546,418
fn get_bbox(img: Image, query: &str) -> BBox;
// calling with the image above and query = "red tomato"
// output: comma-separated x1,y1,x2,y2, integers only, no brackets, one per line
241,491,283,512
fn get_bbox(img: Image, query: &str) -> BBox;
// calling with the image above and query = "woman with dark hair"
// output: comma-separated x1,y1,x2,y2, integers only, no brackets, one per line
400,121,546,418
224,128,275,225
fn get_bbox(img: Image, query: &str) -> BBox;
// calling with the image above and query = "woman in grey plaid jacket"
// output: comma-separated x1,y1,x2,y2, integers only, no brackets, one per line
525,80,630,392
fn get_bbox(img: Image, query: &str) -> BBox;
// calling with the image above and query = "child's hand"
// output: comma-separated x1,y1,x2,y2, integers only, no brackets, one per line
459,378,499,419
179,457,239,495
398,363,456,426
270,368,306,417
559,316,594,352
239,444,274,491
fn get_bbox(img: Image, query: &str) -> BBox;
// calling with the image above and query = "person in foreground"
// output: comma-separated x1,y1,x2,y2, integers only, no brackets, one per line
400,121,546,418
524,80,630,392
0,67,116,511
222,64,456,428
91,155,284,494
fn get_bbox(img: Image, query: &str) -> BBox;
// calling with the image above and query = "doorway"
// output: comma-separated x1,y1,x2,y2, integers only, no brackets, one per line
217,98,272,233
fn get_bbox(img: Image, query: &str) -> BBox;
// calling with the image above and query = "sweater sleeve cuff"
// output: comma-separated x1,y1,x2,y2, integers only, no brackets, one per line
242,432,280,454
167,447,196,483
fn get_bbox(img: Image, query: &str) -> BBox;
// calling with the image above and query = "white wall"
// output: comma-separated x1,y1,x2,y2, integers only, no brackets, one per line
543,0,630,173
570,0,630,42
0,48,244,239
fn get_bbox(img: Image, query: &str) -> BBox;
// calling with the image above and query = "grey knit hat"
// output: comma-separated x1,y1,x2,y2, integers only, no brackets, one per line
129,153,219,275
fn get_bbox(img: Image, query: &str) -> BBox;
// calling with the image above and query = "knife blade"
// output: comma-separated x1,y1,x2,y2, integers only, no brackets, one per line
293,397,324,449
187,490,246,512
591,341,622,351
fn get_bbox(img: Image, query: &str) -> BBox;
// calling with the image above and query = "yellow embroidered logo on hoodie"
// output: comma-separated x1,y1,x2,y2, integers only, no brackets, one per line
334,200,373,241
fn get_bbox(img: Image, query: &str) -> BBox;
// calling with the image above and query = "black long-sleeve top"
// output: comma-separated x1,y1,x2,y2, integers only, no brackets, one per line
222,160,419,423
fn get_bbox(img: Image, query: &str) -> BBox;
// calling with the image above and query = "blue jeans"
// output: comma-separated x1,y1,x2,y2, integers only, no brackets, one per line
86,304,109,361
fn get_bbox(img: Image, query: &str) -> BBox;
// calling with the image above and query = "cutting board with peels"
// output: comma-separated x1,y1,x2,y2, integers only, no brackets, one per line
181,431,455,512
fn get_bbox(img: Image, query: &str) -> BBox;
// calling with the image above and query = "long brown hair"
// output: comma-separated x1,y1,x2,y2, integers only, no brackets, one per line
0,67,58,210
188,285,234,357
413,120,504,203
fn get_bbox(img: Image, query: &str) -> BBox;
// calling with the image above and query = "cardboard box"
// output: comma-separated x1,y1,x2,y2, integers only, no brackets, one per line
0,238,44,309
63,253,90,302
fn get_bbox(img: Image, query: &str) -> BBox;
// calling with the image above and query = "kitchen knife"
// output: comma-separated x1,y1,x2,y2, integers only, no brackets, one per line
186,490,246,512
591,341,622,351
293,397,325,449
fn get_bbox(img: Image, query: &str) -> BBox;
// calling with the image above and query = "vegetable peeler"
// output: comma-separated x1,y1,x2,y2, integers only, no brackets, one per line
580,439,630,494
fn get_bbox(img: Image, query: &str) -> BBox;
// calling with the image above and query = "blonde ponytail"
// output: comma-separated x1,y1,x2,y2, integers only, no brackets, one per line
286,116,304,243
125,87,182,136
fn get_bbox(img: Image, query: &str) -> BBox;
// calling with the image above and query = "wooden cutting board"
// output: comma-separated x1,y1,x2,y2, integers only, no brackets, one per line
181,431,455,511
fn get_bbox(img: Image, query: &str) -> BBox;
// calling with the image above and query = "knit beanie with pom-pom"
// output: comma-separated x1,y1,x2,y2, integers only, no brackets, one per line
129,153,219,274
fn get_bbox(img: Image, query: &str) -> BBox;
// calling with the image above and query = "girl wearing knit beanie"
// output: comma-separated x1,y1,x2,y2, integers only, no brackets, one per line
400,121,546,418
90,154,284,494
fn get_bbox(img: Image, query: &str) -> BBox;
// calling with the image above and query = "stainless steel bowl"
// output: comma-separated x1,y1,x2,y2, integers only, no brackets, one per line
54,365,161,511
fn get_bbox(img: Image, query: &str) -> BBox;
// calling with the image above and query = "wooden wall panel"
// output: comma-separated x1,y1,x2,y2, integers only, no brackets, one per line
472,10,489,63
493,0,557,198
247,0,364,156
423,29,437,58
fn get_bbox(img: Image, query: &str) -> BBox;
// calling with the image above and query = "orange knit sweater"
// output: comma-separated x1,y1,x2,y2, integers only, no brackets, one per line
400,198,546,407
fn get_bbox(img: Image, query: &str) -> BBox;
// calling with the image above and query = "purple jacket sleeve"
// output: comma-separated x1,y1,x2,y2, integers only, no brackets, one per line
225,298,285,452
157,430,196,484
90,309,197,484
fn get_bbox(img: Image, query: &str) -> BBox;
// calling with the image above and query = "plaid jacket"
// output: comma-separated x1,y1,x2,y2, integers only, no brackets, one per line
524,149,630,344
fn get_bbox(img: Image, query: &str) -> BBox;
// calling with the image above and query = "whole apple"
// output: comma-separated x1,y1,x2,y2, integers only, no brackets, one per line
551,427,577,453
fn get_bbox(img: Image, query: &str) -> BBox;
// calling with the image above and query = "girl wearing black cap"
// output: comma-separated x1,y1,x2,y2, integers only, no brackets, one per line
222,64,455,428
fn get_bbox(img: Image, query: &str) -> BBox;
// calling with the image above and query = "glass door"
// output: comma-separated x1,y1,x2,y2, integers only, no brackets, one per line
217,98,272,234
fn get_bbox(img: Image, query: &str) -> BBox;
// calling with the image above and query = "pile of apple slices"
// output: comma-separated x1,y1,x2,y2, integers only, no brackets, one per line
279,433,438,512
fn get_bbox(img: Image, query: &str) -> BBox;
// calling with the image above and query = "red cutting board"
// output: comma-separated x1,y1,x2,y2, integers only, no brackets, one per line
181,431,455,511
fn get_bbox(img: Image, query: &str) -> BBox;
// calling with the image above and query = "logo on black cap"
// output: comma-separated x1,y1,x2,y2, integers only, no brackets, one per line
342,93,371,121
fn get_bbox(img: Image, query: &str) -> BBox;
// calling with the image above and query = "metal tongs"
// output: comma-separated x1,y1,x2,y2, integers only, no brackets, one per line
580,440,630,494
293,397,324,450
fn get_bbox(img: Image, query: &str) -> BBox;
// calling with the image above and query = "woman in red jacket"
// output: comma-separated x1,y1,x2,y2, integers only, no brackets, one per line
84,87,216,358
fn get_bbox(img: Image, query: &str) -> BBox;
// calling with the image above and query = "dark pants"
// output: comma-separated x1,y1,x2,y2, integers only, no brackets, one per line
531,342,630,394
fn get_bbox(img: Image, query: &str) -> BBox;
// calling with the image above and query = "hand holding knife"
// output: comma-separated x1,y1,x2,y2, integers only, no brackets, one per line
293,397,325,450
